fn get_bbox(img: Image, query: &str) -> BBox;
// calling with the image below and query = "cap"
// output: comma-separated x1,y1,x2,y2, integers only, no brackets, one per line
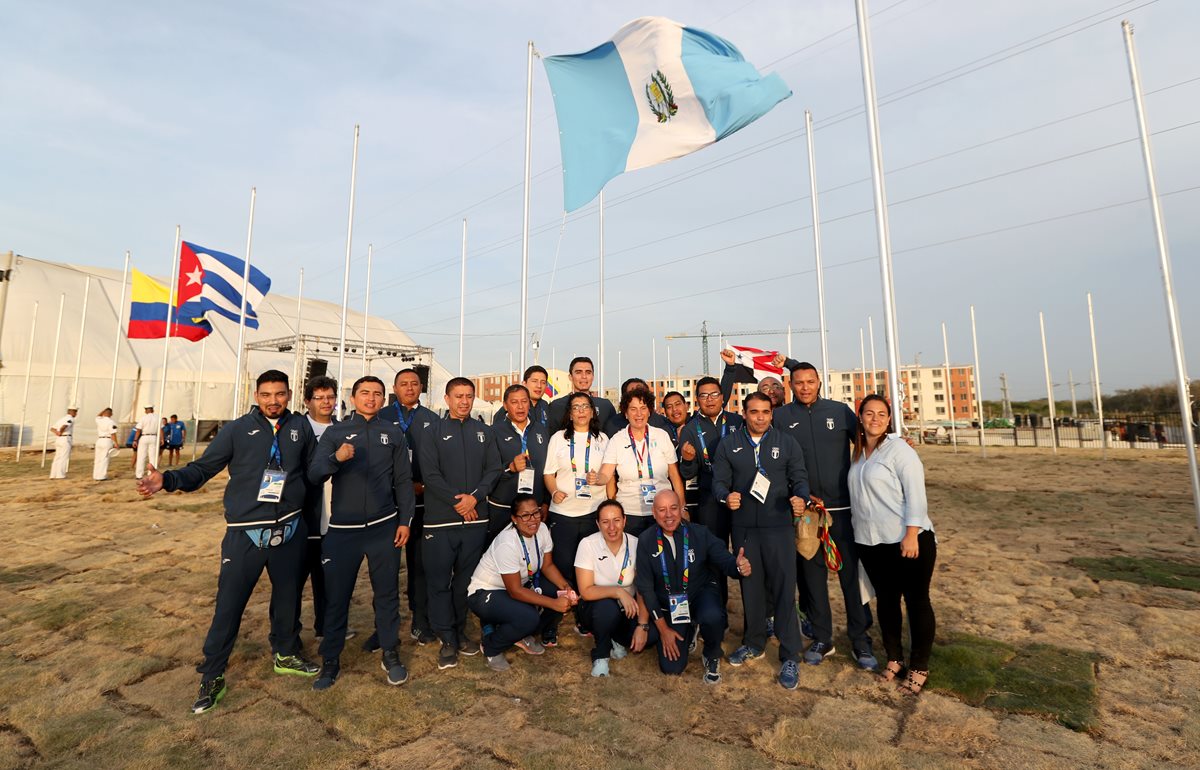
67,405,79,411
144,404,154,409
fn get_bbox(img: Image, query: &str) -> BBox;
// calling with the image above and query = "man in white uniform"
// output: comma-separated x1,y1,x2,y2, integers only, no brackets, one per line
49,406,77,479
93,407,119,480
133,405,160,479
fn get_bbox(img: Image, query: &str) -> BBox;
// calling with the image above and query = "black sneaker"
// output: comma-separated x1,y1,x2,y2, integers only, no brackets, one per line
457,635,480,656
381,649,409,686
437,642,458,670
702,655,722,685
574,622,592,638
410,628,436,646
541,628,559,648
313,660,340,690
192,676,226,714
273,652,320,677
362,633,382,653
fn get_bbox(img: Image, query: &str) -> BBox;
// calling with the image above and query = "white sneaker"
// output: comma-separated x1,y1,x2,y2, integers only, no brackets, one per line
610,641,628,660
591,658,610,677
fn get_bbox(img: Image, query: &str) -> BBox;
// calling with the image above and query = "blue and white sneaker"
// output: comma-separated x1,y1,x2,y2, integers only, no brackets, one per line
854,647,879,672
610,641,628,661
728,645,764,667
804,641,836,666
800,617,815,640
778,660,800,690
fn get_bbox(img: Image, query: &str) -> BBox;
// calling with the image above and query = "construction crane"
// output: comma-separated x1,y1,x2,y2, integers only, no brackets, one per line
665,321,820,375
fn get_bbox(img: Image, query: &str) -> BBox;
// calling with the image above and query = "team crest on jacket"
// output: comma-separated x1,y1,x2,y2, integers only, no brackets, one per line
771,447,780,460
289,429,299,442
381,433,389,445
826,417,835,430
646,70,678,123
477,431,486,443
537,434,544,445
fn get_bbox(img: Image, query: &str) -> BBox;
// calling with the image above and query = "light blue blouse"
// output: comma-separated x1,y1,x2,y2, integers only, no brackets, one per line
848,435,934,546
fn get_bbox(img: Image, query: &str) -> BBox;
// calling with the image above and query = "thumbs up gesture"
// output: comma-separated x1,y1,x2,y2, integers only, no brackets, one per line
680,441,696,462
735,546,751,578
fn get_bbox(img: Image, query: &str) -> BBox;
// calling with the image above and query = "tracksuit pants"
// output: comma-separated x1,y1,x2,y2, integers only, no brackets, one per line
546,512,598,589
797,509,875,650
693,493,731,605
655,588,726,675
423,523,486,645
858,530,937,670
575,597,657,662
197,522,306,680
624,515,653,538
405,499,430,633
318,520,402,661
468,589,559,657
287,535,327,637
734,526,802,663
485,501,511,549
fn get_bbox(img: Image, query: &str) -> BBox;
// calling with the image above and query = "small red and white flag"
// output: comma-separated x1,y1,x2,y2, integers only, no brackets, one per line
725,344,783,383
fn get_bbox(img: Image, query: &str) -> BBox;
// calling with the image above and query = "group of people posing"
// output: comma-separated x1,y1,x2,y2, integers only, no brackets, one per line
136,352,936,715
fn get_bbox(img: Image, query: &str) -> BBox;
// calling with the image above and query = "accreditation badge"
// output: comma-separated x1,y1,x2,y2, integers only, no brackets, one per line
685,476,699,491
668,593,691,624
574,476,591,499
257,468,288,503
750,471,770,504
517,467,535,494
640,483,656,509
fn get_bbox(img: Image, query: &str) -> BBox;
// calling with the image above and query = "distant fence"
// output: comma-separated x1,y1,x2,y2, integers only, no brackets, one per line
918,413,1198,450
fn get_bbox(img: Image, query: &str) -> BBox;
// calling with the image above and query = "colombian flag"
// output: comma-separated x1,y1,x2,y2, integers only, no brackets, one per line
127,268,213,341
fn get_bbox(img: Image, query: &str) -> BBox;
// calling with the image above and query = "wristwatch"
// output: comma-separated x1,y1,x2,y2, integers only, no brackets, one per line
639,623,651,632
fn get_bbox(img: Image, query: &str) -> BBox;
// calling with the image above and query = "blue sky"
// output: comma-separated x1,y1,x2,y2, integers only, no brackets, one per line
2,0,1197,400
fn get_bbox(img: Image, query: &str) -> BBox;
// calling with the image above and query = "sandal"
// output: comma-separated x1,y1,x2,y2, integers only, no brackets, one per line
902,669,928,695
881,660,905,683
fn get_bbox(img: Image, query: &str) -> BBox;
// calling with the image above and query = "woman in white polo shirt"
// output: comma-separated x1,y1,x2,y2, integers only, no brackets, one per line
574,500,657,677
543,393,612,583
596,387,685,536
467,494,578,672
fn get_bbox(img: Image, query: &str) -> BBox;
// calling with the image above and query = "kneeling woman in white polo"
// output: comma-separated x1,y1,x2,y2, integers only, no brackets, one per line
574,500,657,677
467,493,578,671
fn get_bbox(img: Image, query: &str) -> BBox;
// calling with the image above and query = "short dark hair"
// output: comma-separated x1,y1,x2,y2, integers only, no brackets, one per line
594,499,625,522
256,369,290,390
559,392,601,438
511,493,539,515
352,376,385,395
445,376,475,395
523,365,548,381
304,375,338,401
169,414,178,420
662,390,686,407
743,391,773,410
394,368,422,386
568,356,593,374
790,362,819,380
619,386,655,415
621,378,647,395
503,383,530,402
695,376,721,392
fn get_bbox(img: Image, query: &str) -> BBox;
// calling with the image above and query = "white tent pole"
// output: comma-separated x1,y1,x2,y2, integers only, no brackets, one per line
970,305,986,457
1122,20,1200,529
232,190,256,418
598,190,606,398
192,336,206,461
292,268,303,411
70,276,91,406
519,41,534,377
787,324,793,359
15,301,37,463
942,321,957,450
362,243,373,377
158,227,182,441
652,337,658,397
40,294,66,468
859,327,866,403
805,110,830,390
1040,311,1058,454
108,251,130,409
459,219,468,376
618,350,622,389
1087,292,1106,459
336,125,360,420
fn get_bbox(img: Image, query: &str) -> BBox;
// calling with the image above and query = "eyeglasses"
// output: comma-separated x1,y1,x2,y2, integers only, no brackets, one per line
311,395,337,401
570,404,593,412
697,392,722,400
760,384,784,392
513,511,541,522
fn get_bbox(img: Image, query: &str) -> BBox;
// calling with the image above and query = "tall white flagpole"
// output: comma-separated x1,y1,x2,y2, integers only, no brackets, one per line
15,301,37,463
1122,20,1200,528
1087,292,1106,458
868,315,877,396
970,305,986,457
71,276,91,407
652,337,658,397
598,191,606,398
855,0,903,434
804,110,831,390
362,243,373,377
158,227,182,450
859,327,866,402
192,336,206,461
292,268,304,412
618,350,622,389
787,324,793,359
109,251,130,409
231,186,257,417
41,294,66,468
1039,311,1058,454
519,41,535,377
459,219,468,376
666,345,671,384
336,125,360,419
942,321,957,450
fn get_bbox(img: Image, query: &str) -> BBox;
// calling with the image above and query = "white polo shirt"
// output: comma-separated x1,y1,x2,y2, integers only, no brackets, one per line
95,416,118,440
52,415,74,440
574,531,636,597
544,429,609,517
467,522,554,595
136,412,160,439
602,425,677,517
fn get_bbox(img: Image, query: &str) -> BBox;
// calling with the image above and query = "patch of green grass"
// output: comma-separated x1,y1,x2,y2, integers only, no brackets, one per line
0,563,69,584
929,633,1099,732
1069,555,1200,592
21,596,91,631
986,643,1099,732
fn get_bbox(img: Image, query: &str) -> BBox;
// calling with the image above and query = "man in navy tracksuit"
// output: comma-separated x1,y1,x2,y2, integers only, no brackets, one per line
420,377,502,670
546,357,616,432
307,375,416,689
776,361,877,671
136,370,319,714
363,367,440,652
712,391,811,690
677,375,745,565
492,365,551,429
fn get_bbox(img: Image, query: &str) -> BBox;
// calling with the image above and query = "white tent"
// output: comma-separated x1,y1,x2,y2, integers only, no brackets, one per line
0,256,456,445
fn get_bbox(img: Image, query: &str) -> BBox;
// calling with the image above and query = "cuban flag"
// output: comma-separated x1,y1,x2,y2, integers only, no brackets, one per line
543,17,791,212
176,241,272,329
725,344,784,384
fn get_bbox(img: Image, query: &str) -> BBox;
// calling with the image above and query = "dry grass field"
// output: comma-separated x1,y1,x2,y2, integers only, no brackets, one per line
1,445,1198,769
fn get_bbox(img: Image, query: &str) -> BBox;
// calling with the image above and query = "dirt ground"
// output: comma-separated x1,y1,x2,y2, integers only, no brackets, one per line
1,445,1198,769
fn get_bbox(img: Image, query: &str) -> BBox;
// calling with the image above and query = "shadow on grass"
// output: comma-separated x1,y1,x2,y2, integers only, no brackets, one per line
1069,555,1200,592
930,633,1099,732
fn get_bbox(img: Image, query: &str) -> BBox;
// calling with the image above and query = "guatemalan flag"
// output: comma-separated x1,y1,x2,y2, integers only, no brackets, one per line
543,17,791,212
175,241,272,329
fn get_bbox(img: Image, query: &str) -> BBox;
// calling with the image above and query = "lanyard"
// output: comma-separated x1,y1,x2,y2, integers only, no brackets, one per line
617,533,632,586
394,403,413,433
518,530,542,590
695,413,728,463
534,401,547,425
515,423,529,456
629,428,653,480
267,420,283,468
569,431,591,474
656,525,688,594
745,427,769,473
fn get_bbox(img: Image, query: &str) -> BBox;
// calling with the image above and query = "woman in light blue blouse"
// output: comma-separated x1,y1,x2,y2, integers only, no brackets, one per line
848,394,936,695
